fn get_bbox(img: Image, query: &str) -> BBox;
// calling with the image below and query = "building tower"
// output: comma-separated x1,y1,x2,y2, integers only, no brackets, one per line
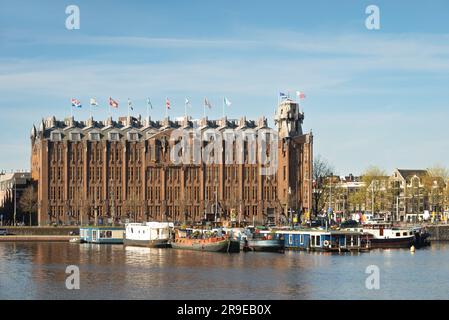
275,99,313,224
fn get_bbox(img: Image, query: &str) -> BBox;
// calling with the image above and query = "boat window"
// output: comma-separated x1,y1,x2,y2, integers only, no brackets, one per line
288,234,293,245
316,236,321,246
396,233,400,237
403,232,407,236
106,231,112,238
300,234,304,244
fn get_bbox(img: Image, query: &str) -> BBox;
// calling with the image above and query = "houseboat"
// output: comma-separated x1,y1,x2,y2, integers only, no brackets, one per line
347,222,415,249
171,228,240,253
79,226,125,244
276,229,368,252
124,222,173,248
239,227,285,252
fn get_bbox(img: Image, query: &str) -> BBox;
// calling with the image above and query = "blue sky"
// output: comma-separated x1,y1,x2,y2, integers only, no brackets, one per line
1,0,448,175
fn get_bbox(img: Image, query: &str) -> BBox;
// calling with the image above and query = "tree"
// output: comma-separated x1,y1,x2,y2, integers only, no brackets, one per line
312,155,334,217
360,166,388,215
423,165,448,213
19,185,38,226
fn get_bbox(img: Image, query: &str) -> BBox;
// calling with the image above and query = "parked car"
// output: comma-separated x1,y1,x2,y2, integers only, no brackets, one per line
340,220,359,228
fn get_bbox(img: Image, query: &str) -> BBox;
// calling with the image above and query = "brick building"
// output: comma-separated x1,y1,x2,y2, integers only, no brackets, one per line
31,99,313,226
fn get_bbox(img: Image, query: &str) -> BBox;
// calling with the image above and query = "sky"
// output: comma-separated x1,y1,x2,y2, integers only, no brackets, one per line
0,0,448,175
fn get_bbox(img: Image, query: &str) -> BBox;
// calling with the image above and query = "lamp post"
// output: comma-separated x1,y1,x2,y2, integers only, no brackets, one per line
13,177,17,226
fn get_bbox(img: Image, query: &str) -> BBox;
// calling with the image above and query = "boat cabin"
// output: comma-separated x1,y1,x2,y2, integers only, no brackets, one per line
79,226,125,244
276,229,367,252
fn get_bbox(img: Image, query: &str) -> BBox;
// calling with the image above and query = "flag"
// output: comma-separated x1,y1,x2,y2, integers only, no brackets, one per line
71,98,82,108
224,97,232,107
279,92,287,98
185,98,191,106
204,97,212,109
147,98,153,109
296,91,306,99
166,98,171,109
109,97,119,108
89,98,98,106
127,98,133,111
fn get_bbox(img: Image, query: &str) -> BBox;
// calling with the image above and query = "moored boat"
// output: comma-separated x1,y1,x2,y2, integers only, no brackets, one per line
240,227,285,252
171,228,240,253
124,222,173,248
348,222,415,249
79,226,125,244
276,228,367,252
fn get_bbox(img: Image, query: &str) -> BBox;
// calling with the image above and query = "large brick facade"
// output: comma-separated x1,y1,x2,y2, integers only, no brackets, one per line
31,99,312,226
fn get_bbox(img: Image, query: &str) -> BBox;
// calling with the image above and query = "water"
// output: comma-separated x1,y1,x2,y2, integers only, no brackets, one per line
0,241,448,300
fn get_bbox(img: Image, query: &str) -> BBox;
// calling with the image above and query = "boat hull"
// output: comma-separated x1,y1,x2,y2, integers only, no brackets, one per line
368,236,414,249
171,238,240,253
241,239,284,253
124,239,171,248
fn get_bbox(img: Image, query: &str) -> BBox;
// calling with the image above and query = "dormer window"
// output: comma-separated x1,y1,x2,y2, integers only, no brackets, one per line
109,132,120,141
70,132,81,141
89,132,101,141
51,132,62,141
128,132,139,141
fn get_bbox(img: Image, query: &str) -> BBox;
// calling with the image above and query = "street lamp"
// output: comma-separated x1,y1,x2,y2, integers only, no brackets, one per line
13,177,17,226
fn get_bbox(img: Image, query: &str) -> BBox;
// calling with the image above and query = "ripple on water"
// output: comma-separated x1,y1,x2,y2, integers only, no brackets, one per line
1,242,448,299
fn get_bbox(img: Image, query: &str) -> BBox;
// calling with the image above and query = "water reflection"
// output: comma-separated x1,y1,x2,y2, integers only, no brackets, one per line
1,242,448,299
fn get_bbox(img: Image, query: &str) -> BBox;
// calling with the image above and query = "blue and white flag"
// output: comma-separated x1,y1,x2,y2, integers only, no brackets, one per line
127,98,133,111
147,98,153,109
279,92,287,98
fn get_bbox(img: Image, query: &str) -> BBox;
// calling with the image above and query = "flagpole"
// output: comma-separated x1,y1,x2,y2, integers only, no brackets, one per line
222,97,225,118
147,99,150,120
165,97,168,119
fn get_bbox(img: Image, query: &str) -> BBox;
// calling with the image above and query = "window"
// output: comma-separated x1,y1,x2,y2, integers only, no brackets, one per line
90,132,100,141
109,132,120,141
51,132,62,141
128,132,139,141
70,132,81,141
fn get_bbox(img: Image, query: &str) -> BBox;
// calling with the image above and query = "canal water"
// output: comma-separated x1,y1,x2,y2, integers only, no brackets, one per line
0,242,448,299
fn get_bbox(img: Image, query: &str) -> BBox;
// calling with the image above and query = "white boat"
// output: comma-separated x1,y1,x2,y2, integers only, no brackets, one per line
124,222,174,248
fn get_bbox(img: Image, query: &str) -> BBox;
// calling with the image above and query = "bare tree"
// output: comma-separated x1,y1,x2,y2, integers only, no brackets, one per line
312,155,334,217
361,166,388,214
19,185,37,226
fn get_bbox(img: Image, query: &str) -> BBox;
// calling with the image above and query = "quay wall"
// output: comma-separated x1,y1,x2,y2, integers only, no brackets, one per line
1,226,78,236
426,225,449,241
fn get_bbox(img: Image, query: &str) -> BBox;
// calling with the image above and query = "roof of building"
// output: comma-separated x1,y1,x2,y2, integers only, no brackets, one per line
31,115,275,142
396,169,429,180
